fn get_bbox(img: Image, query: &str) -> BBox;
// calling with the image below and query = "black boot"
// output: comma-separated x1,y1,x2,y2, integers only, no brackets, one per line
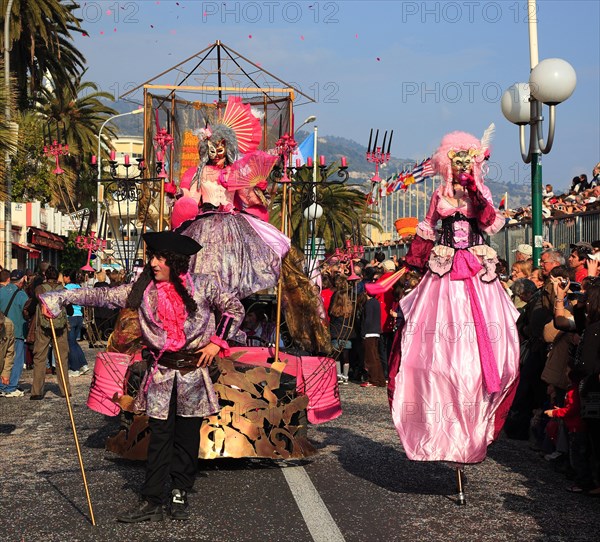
167,489,190,520
116,500,164,523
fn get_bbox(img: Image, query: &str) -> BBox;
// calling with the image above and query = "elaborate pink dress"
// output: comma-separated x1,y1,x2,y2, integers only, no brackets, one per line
173,165,290,300
390,186,520,464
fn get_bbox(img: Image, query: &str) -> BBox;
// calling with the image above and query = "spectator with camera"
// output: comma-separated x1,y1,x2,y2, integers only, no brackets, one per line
551,275,600,495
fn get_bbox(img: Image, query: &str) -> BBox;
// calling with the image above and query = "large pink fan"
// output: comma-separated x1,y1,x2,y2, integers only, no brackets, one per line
227,151,279,191
221,96,262,154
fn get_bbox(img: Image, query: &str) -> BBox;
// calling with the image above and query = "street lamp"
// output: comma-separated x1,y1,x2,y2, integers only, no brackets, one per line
95,108,143,268
500,0,576,265
295,115,316,134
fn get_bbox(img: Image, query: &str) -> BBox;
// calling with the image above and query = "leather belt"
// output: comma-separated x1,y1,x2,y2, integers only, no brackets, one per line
151,350,199,373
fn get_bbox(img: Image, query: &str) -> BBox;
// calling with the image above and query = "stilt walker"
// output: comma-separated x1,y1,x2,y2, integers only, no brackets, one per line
388,126,520,505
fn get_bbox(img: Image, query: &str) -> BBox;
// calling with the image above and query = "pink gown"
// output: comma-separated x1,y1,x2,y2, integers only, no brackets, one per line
173,165,290,300
390,187,520,464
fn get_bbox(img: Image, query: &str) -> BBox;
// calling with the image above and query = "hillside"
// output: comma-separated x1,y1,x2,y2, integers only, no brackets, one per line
108,101,532,210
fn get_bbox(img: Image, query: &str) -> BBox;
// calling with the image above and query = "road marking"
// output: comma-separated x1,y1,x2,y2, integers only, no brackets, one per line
11,403,52,435
282,466,345,542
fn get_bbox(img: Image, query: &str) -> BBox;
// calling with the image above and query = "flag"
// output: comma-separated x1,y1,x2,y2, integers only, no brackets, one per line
499,191,508,211
412,163,424,183
402,174,415,190
421,158,434,179
410,158,434,184
387,174,400,194
294,132,315,165
393,172,407,192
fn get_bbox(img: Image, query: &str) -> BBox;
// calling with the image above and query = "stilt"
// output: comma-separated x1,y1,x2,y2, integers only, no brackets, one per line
455,467,466,506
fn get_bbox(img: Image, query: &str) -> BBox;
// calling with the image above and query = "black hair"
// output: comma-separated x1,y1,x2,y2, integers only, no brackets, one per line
586,281,600,326
45,265,59,281
126,250,197,314
363,266,377,282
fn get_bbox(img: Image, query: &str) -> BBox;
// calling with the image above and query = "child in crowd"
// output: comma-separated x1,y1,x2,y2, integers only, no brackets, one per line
545,368,593,493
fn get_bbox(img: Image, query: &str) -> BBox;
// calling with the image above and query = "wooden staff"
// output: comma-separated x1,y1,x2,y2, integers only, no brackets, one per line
49,318,97,526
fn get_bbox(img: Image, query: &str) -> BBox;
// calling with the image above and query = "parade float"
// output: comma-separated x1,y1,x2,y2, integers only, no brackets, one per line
82,41,358,461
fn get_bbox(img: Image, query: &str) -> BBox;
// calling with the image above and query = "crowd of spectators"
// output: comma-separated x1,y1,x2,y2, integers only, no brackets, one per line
505,162,600,224
494,240,600,496
0,263,122,399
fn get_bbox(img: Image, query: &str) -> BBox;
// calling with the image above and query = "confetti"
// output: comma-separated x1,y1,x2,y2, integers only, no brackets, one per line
150,24,154,28
82,32,89,37
248,34,252,38
355,34,359,38
300,35,304,40
376,57,381,61
169,29,177,35
113,27,117,32
100,31,105,35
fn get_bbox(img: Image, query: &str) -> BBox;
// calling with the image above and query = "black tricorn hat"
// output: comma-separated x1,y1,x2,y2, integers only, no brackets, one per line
143,231,202,256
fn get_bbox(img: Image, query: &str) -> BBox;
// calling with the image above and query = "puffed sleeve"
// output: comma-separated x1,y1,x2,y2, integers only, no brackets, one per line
40,283,132,319
405,190,439,270
468,184,505,234
205,281,245,355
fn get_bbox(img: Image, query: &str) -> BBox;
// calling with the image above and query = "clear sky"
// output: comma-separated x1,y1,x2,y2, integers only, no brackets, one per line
73,0,599,193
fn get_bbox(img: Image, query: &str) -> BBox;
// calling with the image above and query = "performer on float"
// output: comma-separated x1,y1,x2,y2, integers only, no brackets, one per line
171,97,291,300
389,126,520,504
172,97,330,353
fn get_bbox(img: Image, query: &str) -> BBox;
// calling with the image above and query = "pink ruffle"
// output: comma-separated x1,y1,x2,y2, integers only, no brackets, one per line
209,335,230,357
156,280,187,351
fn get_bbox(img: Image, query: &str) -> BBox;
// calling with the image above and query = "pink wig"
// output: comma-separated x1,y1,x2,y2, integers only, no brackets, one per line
432,130,490,197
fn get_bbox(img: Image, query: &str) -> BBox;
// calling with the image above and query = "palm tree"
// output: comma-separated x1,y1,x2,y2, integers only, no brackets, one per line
10,110,54,204
0,59,18,200
35,72,118,213
1,0,86,110
269,163,381,253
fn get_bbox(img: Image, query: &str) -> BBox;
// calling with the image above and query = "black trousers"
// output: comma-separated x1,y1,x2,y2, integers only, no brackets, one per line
141,379,202,505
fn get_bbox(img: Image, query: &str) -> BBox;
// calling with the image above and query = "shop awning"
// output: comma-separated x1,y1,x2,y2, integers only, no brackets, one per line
29,227,65,250
12,242,41,258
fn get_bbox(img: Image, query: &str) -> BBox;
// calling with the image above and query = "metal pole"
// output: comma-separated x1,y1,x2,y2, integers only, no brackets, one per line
528,0,542,265
4,0,15,269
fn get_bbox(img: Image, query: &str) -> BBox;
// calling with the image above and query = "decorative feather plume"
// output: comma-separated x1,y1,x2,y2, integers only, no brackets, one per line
480,122,495,150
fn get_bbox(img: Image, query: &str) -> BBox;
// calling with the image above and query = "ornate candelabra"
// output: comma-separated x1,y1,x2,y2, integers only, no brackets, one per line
76,231,107,272
366,128,393,183
270,133,349,193
270,133,349,267
91,153,167,274
43,121,69,175
95,153,168,201
333,239,365,281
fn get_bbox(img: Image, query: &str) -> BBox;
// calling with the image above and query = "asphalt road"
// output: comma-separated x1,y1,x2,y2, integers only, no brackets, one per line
1,346,598,542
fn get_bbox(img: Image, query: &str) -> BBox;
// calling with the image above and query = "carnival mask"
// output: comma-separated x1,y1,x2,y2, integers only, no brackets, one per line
207,138,227,161
448,150,475,179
